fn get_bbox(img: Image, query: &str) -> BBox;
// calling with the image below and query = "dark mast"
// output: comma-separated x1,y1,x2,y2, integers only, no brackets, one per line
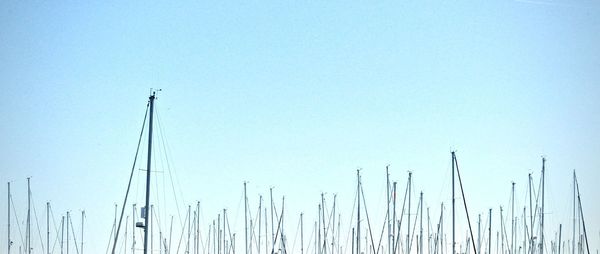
143,92,156,254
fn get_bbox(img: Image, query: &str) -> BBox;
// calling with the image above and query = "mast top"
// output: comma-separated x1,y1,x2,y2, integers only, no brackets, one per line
149,88,161,99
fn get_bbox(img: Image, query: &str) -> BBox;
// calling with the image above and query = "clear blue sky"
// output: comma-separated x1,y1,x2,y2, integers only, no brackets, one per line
1,1,599,254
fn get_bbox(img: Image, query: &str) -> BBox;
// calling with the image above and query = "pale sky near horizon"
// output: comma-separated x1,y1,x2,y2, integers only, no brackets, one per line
1,1,599,254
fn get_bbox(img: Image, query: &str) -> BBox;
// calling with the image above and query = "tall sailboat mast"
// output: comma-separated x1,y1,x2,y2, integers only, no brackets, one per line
7,182,10,254
47,202,50,254
27,177,31,254
356,170,361,254
81,210,85,254
452,152,455,254
540,158,545,254
143,92,156,254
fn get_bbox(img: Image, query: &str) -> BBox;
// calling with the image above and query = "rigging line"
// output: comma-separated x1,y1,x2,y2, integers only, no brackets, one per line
31,193,46,254
152,204,163,238
233,184,245,232
575,179,590,254
111,101,149,254
270,199,285,254
156,108,185,227
69,213,80,254
197,202,206,253
408,195,421,254
360,178,377,254
50,204,60,253
226,209,236,252
437,157,453,204
375,187,391,254
290,213,301,253
153,110,167,228
10,193,26,249
454,155,477,254
176,207,191,254
344,176,359,254
153,140,162,232
306,221,315,254
393,178,409,254
249,200,260,251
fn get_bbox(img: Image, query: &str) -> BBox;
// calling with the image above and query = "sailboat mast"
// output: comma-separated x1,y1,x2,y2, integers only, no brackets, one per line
8,182,11,254
47,203,50,254
529,174,533,254
420,192,423,254
301,213,304,254
61,216,64,254
270,187,275,249
452,152,456,254
488,209,492,254
387,166,391,254
393,182,397,254
575,174,590,254
143,92,156,254
244,182,248,254
540,158,545,254
82,210,85,254
27,177,31,254
356,170,361,254
512,182,515,254
67,211,70,254
558,224,562,254
408,172,412,254
572,171,576,254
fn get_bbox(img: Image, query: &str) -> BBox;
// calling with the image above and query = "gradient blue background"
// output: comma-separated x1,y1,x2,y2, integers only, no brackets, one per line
1,1,599,253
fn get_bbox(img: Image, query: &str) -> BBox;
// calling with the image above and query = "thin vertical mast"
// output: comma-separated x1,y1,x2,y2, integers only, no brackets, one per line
489,209,492,254
452,152,456,254
572,171,576,254
332,195,336,254
270,187,275,249
523,208,526,254
540,158,545,254
501,207,504,254
47,203,50,254
322,193,326,254
82,210,85,254
440,203,444,254
28,177,31,254
67,211,70,254
478,215,481,254
244,182,248,254
301,213,304,254
113,204,117,253
144,92,156,254
575,173,590,254
408,172,412,254
357,170,361,254
258,197,262,254
196,202,200,254
387,166,391,254
529,174,533,254
61,216,64,254
187,206,191,254
393,182,397,254
8,182,11,254
420,192,423,254
512,182,515,254
558,224,562,254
